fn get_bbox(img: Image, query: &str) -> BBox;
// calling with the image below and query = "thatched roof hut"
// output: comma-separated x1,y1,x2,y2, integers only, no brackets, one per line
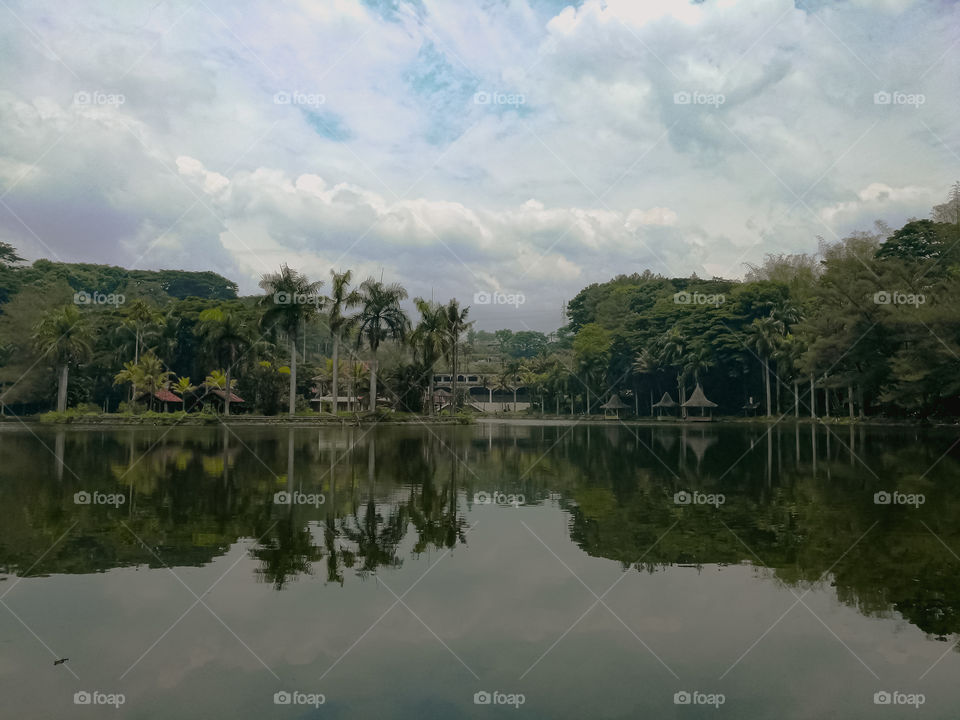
681,384,717,419
600,394,628,418
652,391,677,418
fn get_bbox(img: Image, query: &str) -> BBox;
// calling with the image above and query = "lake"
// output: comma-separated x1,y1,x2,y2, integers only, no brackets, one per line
1,421,958,718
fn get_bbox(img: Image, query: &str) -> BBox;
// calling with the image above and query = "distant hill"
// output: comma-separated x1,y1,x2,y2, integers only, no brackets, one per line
16,259,239,301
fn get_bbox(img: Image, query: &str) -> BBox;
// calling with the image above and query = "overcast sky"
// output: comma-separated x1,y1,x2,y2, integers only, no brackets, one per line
0,0,957,329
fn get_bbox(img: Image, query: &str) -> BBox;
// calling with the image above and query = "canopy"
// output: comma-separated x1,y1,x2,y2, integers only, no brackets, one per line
600,395,628,410
682,385,717,408
652,392,677,408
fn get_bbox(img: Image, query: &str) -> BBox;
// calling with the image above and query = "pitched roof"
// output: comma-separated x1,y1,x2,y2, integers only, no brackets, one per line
600,394,628,410
207,388,244,403
137,388,182,403
652,392,677,408
682,384,717,408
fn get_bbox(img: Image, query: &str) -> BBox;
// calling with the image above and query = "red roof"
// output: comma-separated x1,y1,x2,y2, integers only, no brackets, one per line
208,388,244,403
137,388,183,403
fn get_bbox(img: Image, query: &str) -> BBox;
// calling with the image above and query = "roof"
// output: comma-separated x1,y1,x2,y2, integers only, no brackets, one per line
207,388,244,403
682,384,718,408
652,392,677,408
310,395,359,402
600,395,628,410
137,388,182,403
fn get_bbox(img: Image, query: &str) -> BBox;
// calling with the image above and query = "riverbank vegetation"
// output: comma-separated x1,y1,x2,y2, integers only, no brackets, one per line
1,184,958,421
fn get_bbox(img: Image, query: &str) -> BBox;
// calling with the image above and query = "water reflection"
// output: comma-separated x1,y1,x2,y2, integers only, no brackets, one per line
1,423,959,642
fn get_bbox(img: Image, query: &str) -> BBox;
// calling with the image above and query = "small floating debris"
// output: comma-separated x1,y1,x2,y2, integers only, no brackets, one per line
53,658,69,666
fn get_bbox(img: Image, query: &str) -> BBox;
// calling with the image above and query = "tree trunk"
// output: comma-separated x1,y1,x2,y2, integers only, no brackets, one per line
331,333,340,415
225,365,232,417
57,364,69,412
763,358,771,417
289,336,297,416
451,342,458,414
848,384,854,420
428,372,435,417
513,387,517,412
793,380,799,418
368,356,378,412
809,374,815,419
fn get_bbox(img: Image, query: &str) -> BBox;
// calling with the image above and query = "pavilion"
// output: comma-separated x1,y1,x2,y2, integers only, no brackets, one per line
682,384,718,421
600,394,628,419
652,391,678,419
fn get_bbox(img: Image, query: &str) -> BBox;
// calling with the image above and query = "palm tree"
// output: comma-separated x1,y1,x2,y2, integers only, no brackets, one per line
325,270,361,415
172,376,197,411
113,360,145,409
632,348,659,416
411,298,448,415
658,329,687,416
259,265,324,416
137,352,173,411
442,299,471,413
683,343,714,385
197,308,250,416
33,305,92,412
746,316,781,417
353,278,409,412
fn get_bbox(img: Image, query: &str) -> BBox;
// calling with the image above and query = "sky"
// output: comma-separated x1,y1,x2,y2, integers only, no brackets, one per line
0,0,957,330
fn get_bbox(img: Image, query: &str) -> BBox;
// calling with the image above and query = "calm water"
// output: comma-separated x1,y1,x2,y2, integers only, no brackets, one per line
1,421,959,718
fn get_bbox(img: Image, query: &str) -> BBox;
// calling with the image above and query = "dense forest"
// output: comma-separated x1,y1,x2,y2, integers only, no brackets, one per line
1,182,959,420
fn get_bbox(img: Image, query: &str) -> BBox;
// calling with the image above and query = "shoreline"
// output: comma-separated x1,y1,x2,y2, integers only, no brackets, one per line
1,413,956,429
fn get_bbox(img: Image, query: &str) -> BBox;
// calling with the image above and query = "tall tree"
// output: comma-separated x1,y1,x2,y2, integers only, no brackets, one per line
259,265,324,416
746,316,781,418
354,279,409,412
443,299,471,413
33,305,92,412
325,270,361,415
412,298,448,415
197,308,250,416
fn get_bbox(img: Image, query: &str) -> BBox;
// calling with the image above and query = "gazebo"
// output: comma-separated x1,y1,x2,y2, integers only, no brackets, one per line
138,388,183,412
600,394,628,419
652,391,678,419
682,384,718,421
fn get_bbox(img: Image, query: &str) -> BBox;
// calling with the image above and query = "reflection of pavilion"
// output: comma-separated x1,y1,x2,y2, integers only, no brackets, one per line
683,428,718,472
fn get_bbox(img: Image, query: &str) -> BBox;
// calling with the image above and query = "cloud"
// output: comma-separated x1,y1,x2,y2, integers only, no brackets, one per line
0,0,956,328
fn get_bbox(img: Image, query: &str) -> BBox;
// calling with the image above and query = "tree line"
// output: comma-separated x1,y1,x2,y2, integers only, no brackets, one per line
1,182,958,419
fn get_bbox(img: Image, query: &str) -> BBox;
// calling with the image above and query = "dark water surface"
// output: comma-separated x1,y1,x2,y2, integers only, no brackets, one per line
1,422,959,718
